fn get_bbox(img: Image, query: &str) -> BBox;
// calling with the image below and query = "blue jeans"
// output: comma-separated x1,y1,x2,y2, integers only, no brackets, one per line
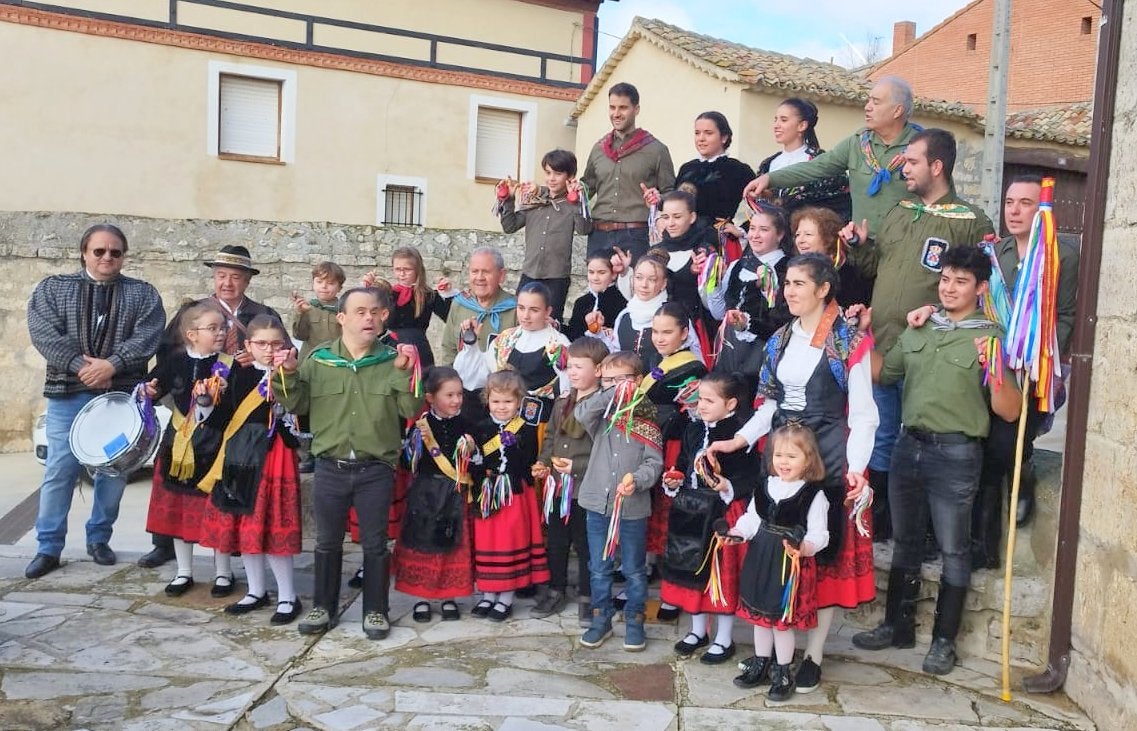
36,393,128,556
888,430,983,587
869,381,904,472
585,509,647,622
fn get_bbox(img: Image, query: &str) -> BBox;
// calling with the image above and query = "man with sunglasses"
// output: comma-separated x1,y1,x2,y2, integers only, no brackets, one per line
25,224,165,579
138,243,281,569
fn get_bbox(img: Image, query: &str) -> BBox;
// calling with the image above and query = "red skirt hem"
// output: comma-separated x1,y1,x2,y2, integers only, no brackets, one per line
473,486,550,592
815,508,876,609
394,512,475,600
198,438,303,555
660,500,748,615
146,462,208,543
736,556,818,631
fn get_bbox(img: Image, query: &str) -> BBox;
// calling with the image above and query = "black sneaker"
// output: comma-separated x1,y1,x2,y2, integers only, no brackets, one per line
795,657,821,693
767,662,795,702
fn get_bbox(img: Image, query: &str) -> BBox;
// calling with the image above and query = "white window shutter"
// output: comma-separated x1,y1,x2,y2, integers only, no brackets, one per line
475,107,521,179
219,75,281,159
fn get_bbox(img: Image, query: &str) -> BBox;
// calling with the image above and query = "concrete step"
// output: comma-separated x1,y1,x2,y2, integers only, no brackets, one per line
847,449,1062,667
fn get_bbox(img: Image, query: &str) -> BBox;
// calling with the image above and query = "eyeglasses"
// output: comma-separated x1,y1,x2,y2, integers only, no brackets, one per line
600,373,636,386
247,339,287,349
90,248,124,259
192,324,229,333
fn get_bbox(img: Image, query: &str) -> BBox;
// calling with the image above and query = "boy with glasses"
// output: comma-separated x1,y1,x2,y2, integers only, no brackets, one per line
574,351,663,651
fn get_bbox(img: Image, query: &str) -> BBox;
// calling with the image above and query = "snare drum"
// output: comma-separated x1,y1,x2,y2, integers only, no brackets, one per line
69,391,162,477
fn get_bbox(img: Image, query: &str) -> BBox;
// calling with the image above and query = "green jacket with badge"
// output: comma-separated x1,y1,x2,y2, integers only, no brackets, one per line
870,194,995,354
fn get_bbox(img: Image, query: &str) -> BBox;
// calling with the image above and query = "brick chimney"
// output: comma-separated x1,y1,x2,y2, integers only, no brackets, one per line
892,21,916,54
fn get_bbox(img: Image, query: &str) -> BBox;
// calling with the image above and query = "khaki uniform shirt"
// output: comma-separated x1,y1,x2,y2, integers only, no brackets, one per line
870,193,994,353
500,192,592,279
880,311,1002,439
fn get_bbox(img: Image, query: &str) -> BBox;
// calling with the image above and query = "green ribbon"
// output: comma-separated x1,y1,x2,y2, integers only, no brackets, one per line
899,200,976,222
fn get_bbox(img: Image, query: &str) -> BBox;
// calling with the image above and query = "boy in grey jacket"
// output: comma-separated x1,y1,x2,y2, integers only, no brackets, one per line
575,351,663,651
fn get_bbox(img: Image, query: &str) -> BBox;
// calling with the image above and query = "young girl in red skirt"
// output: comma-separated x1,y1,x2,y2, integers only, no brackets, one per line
730,424,830,703
143,304,236,598
470,370,550,621
661,373,761,665
198,316,304,624
394,366,476,623
638,301,706,620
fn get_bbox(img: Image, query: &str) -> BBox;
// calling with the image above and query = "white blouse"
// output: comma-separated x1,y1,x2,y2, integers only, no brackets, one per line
452,325,570,393
737,320,879,475
732,476,830,552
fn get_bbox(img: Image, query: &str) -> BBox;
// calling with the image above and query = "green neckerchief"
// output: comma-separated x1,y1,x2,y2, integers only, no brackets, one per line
310,343,396,371
308,298,339,313
899,200,976,222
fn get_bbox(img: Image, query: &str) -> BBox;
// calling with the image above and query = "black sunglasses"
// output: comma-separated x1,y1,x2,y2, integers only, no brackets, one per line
90,248,124,259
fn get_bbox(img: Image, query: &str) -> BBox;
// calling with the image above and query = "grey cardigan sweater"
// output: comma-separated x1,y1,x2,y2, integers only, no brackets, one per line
575,386,663,519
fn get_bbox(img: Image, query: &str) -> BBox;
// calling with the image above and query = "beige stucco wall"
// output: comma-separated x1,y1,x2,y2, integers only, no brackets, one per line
1063,4,1137,729
35,0,593,83
0,19,577,230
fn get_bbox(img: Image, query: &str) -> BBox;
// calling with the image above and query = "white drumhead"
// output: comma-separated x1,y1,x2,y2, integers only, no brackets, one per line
69,393,143,467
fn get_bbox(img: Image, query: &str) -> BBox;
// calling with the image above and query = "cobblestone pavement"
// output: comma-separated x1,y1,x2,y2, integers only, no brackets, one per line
0,545,1095,731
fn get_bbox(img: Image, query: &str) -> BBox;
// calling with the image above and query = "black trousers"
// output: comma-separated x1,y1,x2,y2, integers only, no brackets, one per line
546,500,590,595
313,459,394,555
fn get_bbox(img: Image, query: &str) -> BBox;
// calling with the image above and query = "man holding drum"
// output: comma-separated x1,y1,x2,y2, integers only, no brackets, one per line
25,224,165,579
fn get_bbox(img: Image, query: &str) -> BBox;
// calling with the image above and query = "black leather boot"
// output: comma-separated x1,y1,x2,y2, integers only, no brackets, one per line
970,474,1004,570
923,582,968,675
1015,462,1037,527
362,552,391,640
852,568,920,650
868,469,891,542
298,548,342,635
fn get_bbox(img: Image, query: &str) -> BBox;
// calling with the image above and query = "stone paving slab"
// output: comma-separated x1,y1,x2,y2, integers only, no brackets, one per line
0,541,1096,731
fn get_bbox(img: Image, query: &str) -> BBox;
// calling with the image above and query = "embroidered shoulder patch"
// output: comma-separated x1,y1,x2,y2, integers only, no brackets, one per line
920,237,949,272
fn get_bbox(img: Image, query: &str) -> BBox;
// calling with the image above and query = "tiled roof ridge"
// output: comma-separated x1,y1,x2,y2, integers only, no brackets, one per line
573,16,1088,147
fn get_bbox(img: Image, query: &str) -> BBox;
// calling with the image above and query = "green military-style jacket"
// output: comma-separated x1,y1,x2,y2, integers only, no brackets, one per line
870,193,995,354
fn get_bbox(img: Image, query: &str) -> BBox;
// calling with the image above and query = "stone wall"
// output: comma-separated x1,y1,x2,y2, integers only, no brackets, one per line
0,211,587,452
1064,3,1137,730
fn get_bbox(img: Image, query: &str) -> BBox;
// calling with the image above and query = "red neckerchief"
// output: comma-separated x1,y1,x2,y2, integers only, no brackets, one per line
601,128,655,162
392,283,414,308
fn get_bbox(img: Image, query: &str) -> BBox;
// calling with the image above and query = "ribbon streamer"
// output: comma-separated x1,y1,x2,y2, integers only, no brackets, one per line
756,264,778,308
698,251,724,295
479,473,513,519
603,379,644,434
779,545,802,624
849,488,873,539
648,204,662,245
603,490,625,560
453,434,475,493
695,534,728,607
406,345,423,397
403,428,423,473
981,336,1005,390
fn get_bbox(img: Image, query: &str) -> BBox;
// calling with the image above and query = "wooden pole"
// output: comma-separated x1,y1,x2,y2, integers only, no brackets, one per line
1001,383,1031,701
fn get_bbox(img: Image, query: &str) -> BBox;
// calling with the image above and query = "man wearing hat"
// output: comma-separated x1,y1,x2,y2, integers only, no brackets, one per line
137,244,281,568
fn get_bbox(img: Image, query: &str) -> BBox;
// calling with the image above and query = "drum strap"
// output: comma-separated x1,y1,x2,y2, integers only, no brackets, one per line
198,388,268,494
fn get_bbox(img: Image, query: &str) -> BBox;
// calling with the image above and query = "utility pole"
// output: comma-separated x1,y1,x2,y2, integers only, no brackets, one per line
979,0,1012,224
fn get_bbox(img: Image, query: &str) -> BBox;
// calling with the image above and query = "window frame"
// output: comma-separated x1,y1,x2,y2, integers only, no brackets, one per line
376,174,428,228
207,61,297,165
466,95,537,184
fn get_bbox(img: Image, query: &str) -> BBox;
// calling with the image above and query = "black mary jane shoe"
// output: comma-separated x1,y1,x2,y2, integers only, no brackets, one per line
471,599,494,618
674,632,710,657
412,601,433,623
699,642,737,665
487,601,513,623
225,593,270,615
211,574,237,598
440,601,461,622
270,598,303,625
164,576,195,597
655,605,681,622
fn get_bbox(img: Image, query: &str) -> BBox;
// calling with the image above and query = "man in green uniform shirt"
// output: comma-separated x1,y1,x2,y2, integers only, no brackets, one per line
275,287,423,640
745,76,922,250
852,245,1021,676
861,128,995,539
